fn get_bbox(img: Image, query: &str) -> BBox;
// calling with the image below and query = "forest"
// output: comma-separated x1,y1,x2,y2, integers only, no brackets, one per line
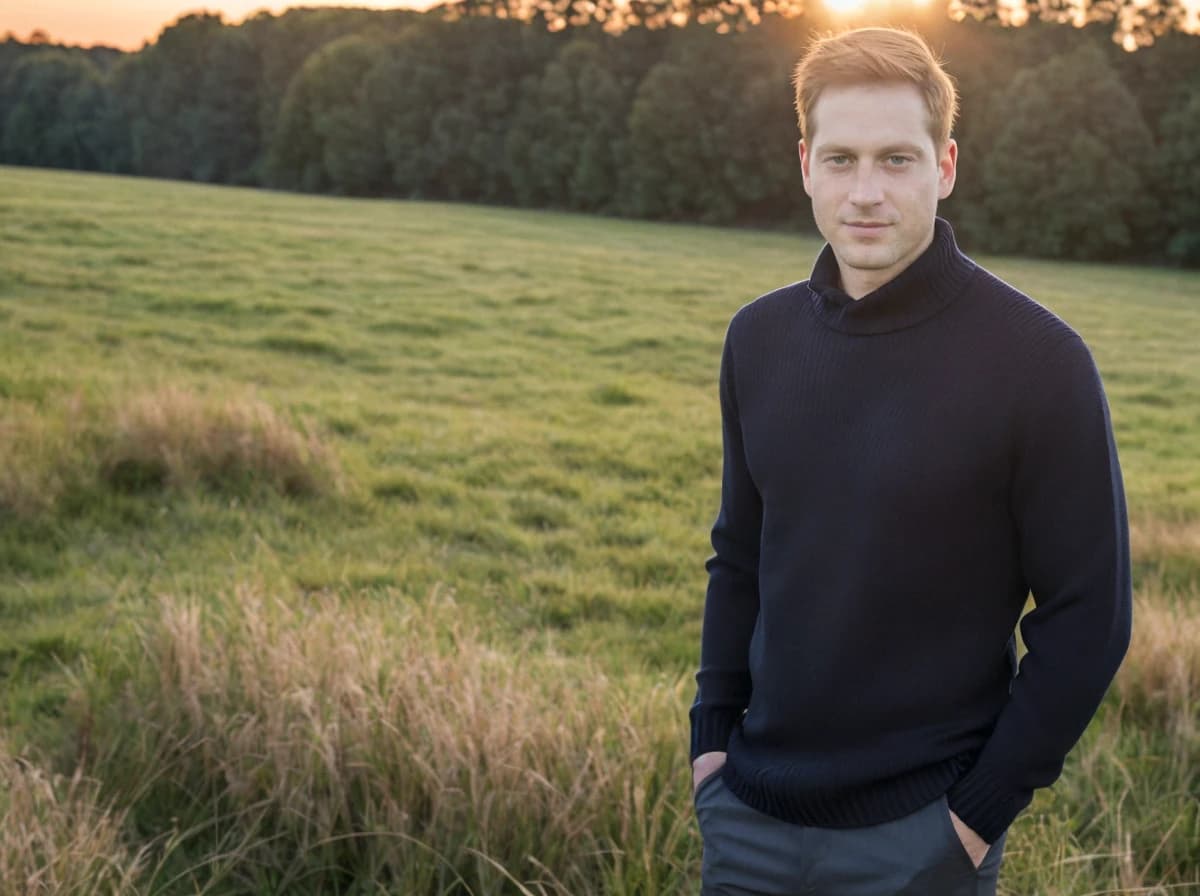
2,5,1198,264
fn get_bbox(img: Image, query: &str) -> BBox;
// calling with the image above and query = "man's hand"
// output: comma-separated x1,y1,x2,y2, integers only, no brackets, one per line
692,750,726,796
948,807,990,869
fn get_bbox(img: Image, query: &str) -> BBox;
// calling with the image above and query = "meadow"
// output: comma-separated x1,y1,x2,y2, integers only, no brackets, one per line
0,164,1197,894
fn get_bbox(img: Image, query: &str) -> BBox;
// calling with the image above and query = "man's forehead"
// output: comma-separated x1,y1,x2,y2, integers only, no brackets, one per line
814,81,926,110
809,84,935,149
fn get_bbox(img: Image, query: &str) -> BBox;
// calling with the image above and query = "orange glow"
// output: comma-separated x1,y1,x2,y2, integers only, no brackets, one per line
997,0,1030,26
1182,0,1200,32
821,0,941,13
2,1,435,51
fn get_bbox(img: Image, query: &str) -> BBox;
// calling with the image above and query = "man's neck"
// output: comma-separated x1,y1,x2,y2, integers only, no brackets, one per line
837,226,936,300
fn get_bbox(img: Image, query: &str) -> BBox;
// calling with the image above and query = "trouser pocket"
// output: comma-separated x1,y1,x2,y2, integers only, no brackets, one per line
937,795,981,874
693,768,724,806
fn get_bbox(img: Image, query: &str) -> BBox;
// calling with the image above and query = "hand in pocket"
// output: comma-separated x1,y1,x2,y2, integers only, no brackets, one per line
692,751,726,797
947,805,990,870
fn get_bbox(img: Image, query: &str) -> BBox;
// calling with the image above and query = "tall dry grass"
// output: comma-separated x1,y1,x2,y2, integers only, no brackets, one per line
0,385,342,519
0,739,146,895
71,583,700,895
1130,513,1200,592
12,570,1187,894
1115,584,1200,742
59,577,1198,895
1130,515,1200,564
998,578,1200,895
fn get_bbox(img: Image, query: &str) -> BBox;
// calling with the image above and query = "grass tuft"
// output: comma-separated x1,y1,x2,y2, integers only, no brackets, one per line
0,386,344,520
1116,584,1200,739
101,385,344,498
0,740,147,894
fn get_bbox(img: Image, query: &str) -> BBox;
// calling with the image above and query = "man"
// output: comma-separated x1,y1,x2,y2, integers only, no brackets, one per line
689,26,1132,896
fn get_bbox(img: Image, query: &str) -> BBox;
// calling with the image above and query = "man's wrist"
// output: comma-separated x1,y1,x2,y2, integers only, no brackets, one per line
945,761,1027,844
689,705,741,763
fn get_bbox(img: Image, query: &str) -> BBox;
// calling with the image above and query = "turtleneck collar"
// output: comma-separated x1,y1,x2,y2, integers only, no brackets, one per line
806,216,977,336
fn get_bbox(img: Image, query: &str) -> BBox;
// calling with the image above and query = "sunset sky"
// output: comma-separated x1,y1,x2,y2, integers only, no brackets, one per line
3,2,435,51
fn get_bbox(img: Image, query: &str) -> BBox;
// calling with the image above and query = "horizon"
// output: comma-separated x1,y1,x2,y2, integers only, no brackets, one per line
2,1,435,52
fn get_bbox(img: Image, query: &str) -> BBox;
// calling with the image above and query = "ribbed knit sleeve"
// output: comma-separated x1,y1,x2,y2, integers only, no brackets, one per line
689,319,762,763
945,334,1132,843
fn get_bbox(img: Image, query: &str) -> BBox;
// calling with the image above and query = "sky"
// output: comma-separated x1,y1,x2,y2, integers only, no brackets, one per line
3,1,435,51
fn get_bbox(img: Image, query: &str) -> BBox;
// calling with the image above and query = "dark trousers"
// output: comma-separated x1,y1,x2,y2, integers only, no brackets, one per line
694,772,1007,896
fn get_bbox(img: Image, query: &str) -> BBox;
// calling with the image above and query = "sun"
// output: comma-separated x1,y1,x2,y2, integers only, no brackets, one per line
823,0,932,12
824,0,868,12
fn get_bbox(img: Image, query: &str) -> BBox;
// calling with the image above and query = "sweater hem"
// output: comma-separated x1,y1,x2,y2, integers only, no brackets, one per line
722,747,976,829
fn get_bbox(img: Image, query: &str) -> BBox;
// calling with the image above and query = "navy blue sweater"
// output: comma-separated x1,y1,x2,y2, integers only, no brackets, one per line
689,217,1132,844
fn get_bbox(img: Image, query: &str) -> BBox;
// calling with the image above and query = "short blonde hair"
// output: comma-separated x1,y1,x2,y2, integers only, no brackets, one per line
792,27,959,148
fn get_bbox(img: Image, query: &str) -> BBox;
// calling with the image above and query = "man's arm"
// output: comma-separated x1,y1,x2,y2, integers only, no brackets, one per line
945,333,1133,844
690,321,762,765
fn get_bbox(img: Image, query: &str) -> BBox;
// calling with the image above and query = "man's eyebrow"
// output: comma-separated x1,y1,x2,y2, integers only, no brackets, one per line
814,143,927,157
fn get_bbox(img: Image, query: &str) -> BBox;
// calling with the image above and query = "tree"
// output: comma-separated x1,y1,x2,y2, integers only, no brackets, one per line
505,38,632,211
113,13,261,183
364,23,452,199
265,34,390,194
423,17,552,202
567,43,631,212
0,50,112,170
243,6,422,173
1109,30,1200,130
624,23,798,224
627,59,727,220
978,42,1160,260
1154,83,1200,266
701,21,805,225
371,17,553,202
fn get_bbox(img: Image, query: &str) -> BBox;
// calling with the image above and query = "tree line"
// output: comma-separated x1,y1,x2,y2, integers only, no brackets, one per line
1,6,1197,265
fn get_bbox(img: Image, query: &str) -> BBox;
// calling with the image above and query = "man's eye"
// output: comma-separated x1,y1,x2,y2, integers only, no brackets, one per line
887,155,912,166
827,155,850,166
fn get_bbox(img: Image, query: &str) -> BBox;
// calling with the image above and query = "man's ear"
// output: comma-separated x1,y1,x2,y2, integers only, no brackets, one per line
937,138,958,201
799,139,813,198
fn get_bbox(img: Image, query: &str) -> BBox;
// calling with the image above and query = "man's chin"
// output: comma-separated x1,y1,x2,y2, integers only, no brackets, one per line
834,249,897,272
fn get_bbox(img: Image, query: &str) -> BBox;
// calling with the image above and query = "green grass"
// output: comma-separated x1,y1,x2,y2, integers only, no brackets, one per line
0,165,1197,894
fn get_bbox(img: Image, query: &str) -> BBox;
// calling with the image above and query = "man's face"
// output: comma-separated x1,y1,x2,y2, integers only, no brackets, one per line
799,83,957,297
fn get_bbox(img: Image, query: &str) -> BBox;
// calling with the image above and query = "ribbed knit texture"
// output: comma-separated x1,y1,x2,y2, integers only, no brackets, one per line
689,218,1132,845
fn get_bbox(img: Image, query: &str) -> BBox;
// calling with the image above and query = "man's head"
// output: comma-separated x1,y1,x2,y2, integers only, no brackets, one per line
792,28,959,297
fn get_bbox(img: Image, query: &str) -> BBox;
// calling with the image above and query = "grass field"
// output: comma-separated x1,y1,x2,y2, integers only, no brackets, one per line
1,165,1197,894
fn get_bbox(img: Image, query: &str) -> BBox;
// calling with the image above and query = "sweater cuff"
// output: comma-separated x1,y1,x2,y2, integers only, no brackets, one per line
689,706,741,764
944,761,1032,845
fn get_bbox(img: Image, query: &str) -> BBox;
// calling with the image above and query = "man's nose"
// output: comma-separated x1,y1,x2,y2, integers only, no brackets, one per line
849,165,885,204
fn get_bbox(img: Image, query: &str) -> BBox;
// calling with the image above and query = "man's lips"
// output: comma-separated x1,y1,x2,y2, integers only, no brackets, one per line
844,221,892,236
